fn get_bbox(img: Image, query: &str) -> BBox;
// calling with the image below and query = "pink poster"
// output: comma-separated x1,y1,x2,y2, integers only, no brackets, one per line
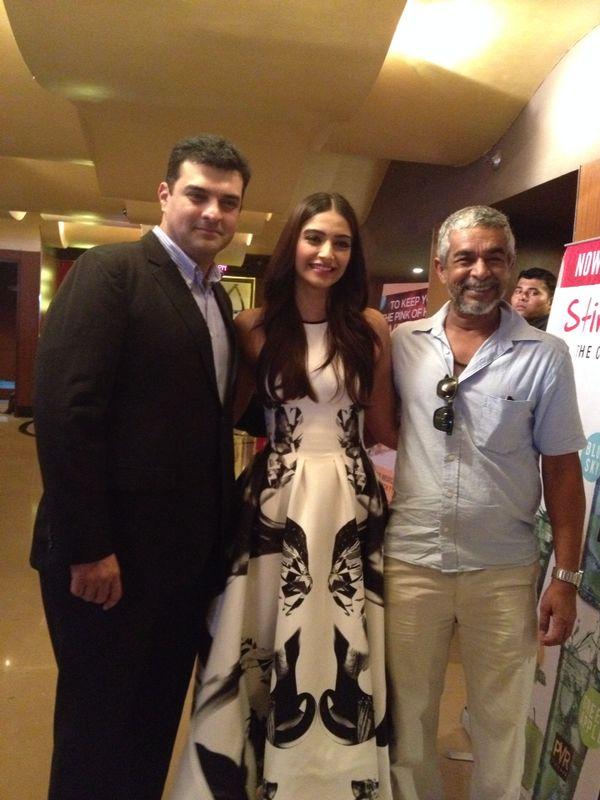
379,282,429,331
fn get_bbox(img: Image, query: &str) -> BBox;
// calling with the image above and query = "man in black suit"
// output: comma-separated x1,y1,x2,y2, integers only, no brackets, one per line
32,134,251,800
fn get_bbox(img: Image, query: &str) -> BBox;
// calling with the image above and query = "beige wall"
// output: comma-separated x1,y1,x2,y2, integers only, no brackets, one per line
0,216,41,252
511,241,564,277
364,24,600,281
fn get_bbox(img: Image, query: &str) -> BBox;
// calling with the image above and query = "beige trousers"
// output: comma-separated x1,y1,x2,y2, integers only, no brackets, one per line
384,558,538,800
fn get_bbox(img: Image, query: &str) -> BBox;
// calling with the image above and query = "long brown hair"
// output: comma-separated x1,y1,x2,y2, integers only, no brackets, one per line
257,192,379,405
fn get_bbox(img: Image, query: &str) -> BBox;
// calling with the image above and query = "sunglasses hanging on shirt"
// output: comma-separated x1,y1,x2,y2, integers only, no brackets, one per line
433,374,458,435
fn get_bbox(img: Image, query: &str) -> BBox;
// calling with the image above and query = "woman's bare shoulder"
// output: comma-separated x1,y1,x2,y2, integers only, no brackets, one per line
363,307,390,337
234,307,265,360
234,307,264,329
234,307,264,334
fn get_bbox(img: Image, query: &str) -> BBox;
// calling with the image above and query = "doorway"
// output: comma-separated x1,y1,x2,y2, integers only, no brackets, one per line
0,261,18,404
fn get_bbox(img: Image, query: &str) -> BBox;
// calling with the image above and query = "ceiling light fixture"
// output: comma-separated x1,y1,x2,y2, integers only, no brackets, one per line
488,151,502,170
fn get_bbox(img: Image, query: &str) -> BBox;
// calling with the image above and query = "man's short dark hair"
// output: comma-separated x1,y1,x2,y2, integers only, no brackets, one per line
517,268,557,298
166,134,251,192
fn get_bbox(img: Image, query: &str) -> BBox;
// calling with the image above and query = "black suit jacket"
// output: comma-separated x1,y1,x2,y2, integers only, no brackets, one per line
31,231,237,575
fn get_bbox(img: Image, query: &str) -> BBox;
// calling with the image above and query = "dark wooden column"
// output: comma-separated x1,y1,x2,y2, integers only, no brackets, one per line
0,248,41,416
16,251,41,415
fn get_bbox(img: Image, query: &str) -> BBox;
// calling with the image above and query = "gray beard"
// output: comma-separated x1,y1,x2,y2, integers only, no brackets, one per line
450,283,503,316
454,295,502,316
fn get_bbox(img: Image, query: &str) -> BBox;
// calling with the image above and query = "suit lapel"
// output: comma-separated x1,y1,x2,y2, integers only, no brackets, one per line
142,232,221,401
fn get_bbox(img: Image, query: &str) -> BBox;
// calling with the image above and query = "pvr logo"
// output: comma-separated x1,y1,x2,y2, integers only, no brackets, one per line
550,733,573,780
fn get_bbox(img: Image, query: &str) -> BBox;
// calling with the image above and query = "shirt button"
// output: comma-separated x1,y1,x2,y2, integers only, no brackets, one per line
445,454,455,462
445,490,453,498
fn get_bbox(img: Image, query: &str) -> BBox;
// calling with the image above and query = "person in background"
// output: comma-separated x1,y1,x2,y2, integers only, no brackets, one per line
385,206,585,800
171,192,397,800
32,134,250,800
510,266,557,330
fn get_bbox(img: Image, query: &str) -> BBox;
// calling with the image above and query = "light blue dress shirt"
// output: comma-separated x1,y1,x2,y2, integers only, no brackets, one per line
153,226,230,403
386,301,586,571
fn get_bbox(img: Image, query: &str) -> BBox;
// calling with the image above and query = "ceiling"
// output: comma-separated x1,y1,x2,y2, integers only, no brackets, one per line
1,0,599,261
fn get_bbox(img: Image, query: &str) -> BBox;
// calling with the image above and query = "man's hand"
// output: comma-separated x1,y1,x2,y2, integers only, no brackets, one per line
70,553,123,610
539,452,584,646
538,580,577,646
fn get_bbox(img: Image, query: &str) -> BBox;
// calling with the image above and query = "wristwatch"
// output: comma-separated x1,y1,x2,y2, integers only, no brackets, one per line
551,567,583,588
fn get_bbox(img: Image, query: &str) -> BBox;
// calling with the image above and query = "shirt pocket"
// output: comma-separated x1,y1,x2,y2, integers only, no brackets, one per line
471,395,533,454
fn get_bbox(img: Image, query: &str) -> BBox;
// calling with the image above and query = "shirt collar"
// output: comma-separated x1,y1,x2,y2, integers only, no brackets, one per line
497,301,548,344
410,302,448,336
152,225,223,288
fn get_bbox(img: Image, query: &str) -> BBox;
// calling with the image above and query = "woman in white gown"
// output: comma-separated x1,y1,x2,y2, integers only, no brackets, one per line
171,192,398,800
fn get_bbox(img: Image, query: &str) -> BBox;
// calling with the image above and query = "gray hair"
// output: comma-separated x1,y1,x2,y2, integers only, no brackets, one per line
436,206,516,264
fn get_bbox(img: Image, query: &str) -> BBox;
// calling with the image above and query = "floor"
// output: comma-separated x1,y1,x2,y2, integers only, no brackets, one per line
0,410,472,799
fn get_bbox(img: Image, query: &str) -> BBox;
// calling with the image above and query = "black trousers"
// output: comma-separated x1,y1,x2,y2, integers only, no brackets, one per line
39,502,219,800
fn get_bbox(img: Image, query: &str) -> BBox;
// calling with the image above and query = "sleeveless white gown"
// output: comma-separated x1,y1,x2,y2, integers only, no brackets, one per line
170,322,391,800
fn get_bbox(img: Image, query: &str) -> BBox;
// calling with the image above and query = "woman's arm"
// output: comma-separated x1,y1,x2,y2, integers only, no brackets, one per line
363,308,398,450
232,308,264,426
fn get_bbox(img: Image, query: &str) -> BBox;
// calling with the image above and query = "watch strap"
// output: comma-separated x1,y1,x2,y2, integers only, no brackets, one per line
551,566,583,588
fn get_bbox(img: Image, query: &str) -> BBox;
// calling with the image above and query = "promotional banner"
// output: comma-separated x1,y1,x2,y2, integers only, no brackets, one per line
523,237,600,800
371,283,429,498
379,281,428,332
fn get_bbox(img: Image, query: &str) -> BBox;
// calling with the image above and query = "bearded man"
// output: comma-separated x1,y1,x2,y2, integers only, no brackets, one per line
384,206,586,800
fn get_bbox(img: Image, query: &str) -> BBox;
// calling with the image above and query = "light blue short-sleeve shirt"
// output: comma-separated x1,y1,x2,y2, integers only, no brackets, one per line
386,302,586,571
